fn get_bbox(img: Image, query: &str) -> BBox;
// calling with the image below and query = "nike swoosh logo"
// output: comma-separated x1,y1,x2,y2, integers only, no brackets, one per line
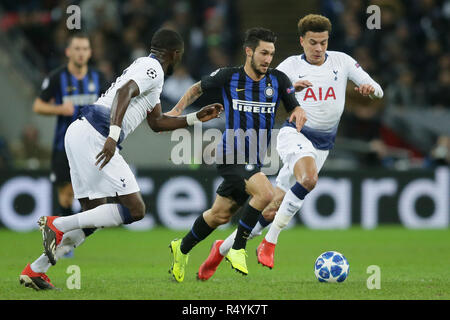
235,88,246,92
299,75,306,78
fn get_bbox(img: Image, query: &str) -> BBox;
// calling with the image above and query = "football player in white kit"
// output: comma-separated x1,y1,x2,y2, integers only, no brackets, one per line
19,29,222,290
197,14,384,279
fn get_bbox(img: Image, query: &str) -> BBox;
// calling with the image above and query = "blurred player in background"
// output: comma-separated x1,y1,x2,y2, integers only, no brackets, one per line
19,29,222,290
197,14,384,280
32,33,108,257
166,27,306,282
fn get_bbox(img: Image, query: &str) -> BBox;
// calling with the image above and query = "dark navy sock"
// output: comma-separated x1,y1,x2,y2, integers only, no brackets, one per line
258,214,272,228
291,182,309,200
180,215,215,254
232,204,261,250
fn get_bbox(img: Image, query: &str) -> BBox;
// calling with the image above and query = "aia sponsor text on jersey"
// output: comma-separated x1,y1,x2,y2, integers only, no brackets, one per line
303,87,336,101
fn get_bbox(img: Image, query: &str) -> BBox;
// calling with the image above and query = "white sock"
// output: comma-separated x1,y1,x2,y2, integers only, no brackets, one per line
219,229,237,256
218,222,266,256
248,221,267,240
54,204,125,233
30,254,51,273
30,229,87,273
265,190,304,244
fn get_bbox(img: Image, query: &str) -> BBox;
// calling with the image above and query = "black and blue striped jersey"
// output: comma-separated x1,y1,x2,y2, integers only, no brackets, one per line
201,66,299,166
39,66,107,152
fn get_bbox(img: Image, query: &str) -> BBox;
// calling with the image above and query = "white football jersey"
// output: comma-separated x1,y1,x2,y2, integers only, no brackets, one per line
95,56,164,139
277,51,383,133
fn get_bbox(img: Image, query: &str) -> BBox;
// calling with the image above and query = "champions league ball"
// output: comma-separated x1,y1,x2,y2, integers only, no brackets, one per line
314,251,349,283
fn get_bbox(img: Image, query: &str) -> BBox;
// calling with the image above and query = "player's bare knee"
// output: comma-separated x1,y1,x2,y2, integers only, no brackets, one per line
299,174,318,191
130,200,146,221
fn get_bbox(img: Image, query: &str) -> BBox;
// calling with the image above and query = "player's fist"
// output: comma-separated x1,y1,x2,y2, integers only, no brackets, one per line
95,137,117,170
289,106,307,132
354,84,375,97
293,79,313,92
196,103,223,122
59,101,75,116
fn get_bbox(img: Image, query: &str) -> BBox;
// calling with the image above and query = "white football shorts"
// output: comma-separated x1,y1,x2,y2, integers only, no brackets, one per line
275,126,329,192
64,118,140,200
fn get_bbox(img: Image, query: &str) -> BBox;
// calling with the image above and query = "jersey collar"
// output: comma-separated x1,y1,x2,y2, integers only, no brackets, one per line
301,53,328,65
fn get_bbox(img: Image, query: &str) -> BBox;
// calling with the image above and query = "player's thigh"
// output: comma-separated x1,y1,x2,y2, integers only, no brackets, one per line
78,197,107,211
64,120,92,200
67,119,140,199
292,156,318,185
95,151,140,199
291,150,329,189
245,172,274,203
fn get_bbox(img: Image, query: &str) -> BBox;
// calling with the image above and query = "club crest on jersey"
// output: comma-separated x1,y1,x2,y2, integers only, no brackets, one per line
88,81,96,92
245,164,255,171
264,85,274,98
147,68,157,79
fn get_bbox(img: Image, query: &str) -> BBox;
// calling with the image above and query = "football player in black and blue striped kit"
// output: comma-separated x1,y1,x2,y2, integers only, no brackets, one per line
167,27,307,282
33,33,107,220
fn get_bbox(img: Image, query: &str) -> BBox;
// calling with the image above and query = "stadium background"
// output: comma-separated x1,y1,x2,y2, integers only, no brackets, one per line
0,0,448,231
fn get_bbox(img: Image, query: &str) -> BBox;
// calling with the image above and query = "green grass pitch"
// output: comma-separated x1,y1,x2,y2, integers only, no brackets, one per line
1,226,449,300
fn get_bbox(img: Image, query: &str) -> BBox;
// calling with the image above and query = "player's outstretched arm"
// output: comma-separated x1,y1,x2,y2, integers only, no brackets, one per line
147,103,223,132
164,81,203,116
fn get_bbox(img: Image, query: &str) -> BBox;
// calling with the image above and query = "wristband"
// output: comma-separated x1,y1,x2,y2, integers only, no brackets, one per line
108,125,121,142
186,112,200,126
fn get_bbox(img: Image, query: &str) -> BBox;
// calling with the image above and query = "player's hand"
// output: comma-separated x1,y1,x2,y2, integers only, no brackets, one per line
354,84,375,97
289,106,307,132
196,103,223,122
59,101,75,116
95,137,117,170
293,80,313,92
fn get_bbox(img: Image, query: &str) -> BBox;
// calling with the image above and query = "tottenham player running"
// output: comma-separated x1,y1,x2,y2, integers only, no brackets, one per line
19,29,222,290
197,14,384,280
166,28,306,282
32,32,107,236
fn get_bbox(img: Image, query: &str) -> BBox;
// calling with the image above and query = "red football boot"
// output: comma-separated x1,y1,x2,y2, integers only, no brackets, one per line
38,216,64,265
256,238,276,269
19,263,56,290
197,240,225,281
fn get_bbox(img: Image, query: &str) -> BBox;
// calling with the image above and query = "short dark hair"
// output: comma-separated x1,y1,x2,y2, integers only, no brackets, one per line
66,32,90,47
151,29,184,51
243,27,277,51
297,14,332,36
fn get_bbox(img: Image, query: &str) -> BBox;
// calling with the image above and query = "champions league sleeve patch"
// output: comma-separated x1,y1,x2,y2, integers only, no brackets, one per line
147,68,158,79
286,86,295,94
